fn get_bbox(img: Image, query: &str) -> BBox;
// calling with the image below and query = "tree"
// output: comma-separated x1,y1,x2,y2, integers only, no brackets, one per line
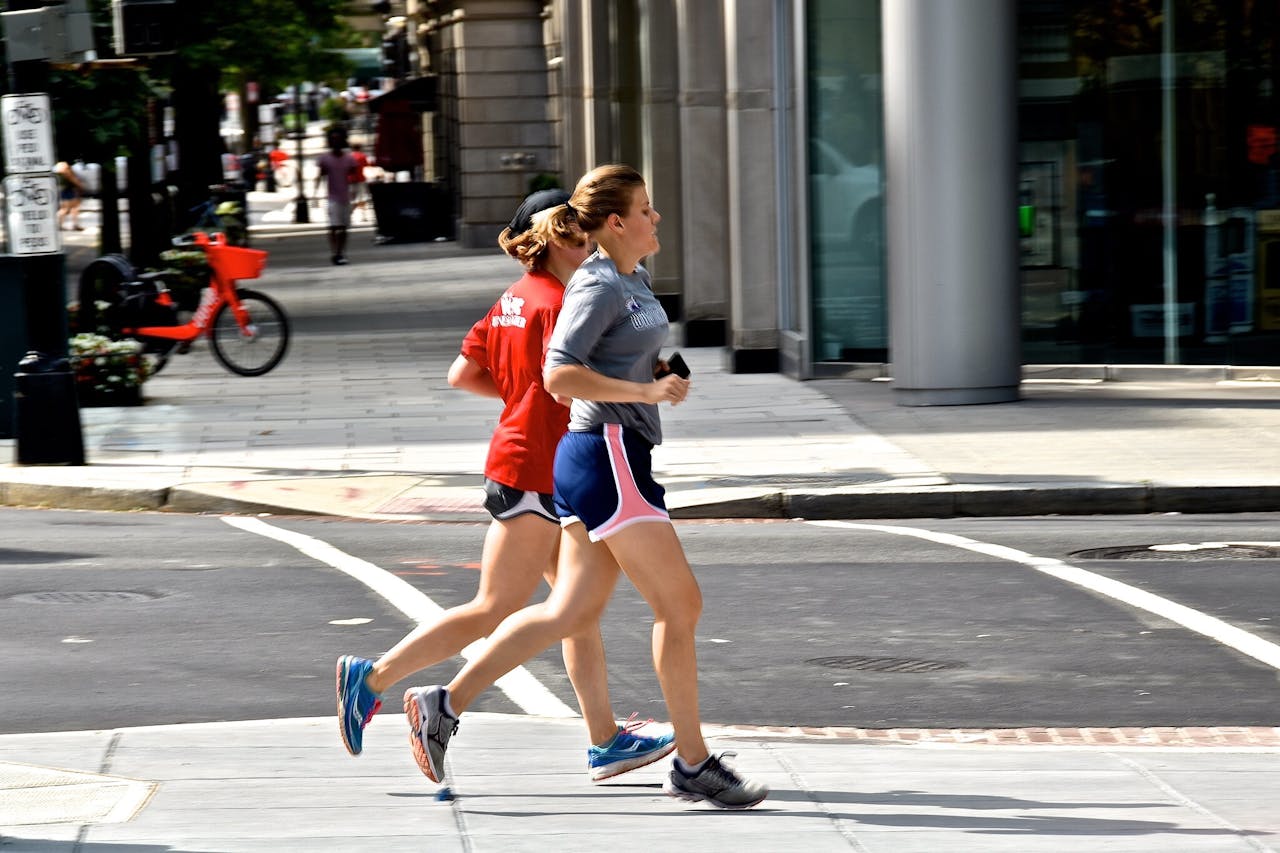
47,62,156,257
166,0,357,214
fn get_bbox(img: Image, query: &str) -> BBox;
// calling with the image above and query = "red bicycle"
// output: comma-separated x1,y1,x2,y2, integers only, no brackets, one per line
89,231,290,377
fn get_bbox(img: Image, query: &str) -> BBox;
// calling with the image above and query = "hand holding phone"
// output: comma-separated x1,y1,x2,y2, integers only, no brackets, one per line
656,351,691,379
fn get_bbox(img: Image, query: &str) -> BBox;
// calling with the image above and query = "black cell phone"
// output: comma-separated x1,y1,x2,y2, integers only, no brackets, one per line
657,351,691,379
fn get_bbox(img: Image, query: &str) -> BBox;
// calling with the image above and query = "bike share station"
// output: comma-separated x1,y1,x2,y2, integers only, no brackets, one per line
0,91,85,465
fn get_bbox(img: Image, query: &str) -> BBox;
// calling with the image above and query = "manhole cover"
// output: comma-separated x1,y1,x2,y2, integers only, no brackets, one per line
9,591,162,604
805,655,965,673
1071,544,1280,560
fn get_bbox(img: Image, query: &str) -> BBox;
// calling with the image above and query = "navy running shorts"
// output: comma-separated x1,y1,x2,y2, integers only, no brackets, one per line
552,423,669,541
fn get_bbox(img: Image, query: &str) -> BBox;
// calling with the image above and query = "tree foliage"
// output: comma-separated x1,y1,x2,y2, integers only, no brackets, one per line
173,0,358,96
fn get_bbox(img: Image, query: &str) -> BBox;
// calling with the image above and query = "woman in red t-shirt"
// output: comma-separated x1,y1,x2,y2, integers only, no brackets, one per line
336,190,675,782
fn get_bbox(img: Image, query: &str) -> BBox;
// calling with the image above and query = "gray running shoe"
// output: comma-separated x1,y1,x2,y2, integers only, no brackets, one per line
403,685,458,783
663,752,769,809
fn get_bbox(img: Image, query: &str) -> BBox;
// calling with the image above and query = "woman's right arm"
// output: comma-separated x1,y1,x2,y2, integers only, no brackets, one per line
448,354,501,399
544,363,688,405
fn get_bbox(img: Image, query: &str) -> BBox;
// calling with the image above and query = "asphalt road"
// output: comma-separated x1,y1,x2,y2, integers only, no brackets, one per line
3,507,1277,736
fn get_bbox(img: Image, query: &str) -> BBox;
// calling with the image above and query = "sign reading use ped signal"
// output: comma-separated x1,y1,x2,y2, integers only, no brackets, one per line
2,94,54,174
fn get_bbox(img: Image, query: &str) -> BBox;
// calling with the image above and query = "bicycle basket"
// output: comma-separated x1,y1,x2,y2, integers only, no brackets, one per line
204,242,267,282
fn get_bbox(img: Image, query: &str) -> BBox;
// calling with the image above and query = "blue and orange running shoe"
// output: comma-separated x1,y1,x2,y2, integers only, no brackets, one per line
588,714,677,782
336,655,382,756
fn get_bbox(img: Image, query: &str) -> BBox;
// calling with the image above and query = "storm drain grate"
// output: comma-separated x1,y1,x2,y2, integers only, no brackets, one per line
1072,544,1280,561
9,591,162,604
805,655,965,673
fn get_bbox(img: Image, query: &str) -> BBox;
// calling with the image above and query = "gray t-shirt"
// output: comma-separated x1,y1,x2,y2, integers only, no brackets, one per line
545,252,670,444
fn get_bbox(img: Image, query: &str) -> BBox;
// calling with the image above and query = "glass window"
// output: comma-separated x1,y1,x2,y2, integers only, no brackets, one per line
1019,0,1280,365
806,0,886,364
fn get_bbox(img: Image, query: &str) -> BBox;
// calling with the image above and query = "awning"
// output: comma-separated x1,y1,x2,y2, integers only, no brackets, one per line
333,48,382,84
369,75,437,114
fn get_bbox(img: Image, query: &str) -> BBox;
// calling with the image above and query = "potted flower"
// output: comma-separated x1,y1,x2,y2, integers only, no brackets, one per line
155,248,209,311
68,332,150,407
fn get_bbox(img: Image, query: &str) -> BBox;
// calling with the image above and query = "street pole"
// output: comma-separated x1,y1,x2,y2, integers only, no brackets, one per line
293,83,309,223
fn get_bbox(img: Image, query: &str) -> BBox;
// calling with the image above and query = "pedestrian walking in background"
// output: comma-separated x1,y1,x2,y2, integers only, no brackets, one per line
314,130,358,265
55,160,84,231
348,142,371,223
403,164,770,809
336,188,676,783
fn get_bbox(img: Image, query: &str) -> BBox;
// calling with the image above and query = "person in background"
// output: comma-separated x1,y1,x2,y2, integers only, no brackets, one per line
349,142,371,222
402,165,770,809
336,188,676,784
314,130,358,265
55,160,84,231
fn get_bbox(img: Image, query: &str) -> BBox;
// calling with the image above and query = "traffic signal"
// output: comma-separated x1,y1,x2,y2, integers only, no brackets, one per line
111,0,177,56
381,29,409,79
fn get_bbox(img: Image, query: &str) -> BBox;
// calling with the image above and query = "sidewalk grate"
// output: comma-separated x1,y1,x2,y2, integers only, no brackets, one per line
8,591,162,604
805,655,965,673
0,762,156,826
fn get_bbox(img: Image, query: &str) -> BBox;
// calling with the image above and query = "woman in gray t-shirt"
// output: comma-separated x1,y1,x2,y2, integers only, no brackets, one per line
403,165,768,810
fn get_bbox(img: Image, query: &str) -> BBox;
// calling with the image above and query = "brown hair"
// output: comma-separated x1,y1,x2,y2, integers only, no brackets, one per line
498,207,586,271
550,164,646,234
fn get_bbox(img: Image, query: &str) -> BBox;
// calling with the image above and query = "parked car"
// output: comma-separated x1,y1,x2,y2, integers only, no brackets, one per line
809,137,882,262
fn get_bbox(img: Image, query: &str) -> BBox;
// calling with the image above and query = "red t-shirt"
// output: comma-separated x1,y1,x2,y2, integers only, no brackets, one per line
349,151,369,184
460,269,569,493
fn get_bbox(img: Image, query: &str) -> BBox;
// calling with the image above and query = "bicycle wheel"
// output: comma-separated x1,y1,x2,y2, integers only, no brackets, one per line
209,288,290,376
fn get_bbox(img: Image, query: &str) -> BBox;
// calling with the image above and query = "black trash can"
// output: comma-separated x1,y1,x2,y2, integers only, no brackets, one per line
14,351,85,466
369,182,452,244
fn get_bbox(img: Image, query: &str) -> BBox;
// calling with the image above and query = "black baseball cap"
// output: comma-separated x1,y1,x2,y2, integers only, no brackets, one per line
507,189,571,235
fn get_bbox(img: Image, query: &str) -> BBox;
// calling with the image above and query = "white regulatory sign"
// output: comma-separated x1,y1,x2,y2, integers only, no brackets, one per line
2,93,55,175
4,174,61,255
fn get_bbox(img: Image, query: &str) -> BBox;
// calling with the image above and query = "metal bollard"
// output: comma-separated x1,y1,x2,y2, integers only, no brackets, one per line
13,351,85,466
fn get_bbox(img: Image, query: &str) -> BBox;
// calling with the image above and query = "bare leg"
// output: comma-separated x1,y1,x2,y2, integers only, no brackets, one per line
545,528,619,746
603,521,708,765
446,522,620,716
366,515,555,695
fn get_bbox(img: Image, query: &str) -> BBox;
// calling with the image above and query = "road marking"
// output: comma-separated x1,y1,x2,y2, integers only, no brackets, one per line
223,516,577,718
806,520,1280,672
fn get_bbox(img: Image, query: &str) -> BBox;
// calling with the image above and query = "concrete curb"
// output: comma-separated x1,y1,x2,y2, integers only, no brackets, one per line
4,479,1280,520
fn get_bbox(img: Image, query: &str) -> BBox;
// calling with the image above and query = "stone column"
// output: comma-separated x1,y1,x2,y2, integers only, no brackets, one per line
580,0,614,167
724,0,780,371
553,0,588,181
449,0,553,248
883,0,1020,404
674,0,729,346
637,0,683,311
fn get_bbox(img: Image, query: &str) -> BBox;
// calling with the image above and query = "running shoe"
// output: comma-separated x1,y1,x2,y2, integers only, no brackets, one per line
404,685,458,783
336,655,382,756
663,751,769,809
589,714,677,782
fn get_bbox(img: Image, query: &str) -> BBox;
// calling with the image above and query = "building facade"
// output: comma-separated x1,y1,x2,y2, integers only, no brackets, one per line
408,0,1280,403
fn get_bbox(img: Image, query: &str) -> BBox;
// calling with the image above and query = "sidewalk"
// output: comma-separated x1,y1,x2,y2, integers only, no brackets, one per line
3,223,1280,520
3,232,1279,850
3,714,1277,851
